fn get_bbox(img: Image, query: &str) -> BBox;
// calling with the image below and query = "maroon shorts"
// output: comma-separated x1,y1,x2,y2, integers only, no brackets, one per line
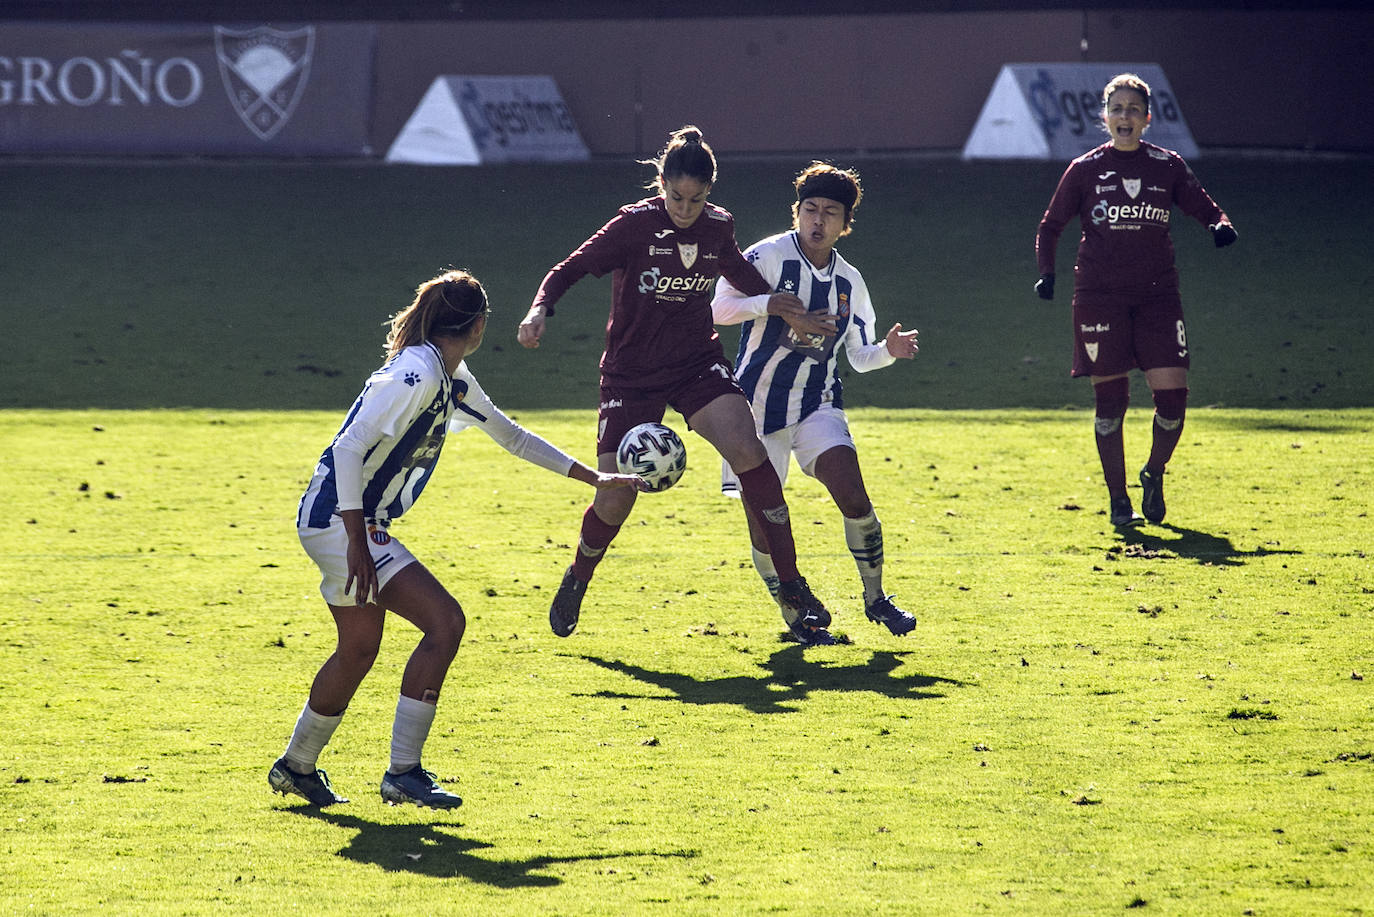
596,356,744,456
1071,293,1190,378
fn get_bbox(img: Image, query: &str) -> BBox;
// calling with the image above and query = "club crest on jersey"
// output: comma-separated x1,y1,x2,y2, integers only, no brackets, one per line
677,243,698,269
837,292,851,319
1084,342,1100,362
368,524,391,546
1123,178,1142,199
450,379,469,407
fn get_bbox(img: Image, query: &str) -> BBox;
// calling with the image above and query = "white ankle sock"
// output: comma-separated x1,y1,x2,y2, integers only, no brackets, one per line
751,546,781,606
844,510,885,604
389,695,436,775
283,703,343,772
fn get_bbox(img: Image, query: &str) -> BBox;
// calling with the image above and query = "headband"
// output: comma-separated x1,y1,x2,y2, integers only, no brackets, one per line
796,172,858,212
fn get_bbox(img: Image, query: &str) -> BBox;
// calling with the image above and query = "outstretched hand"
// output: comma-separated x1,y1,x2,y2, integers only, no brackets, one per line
569,462,650,492
884,323,919,359
593,471,650,492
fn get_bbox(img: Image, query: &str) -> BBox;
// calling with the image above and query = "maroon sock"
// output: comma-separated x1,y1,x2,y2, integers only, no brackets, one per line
735,462,799,581
1146,387,1188,472
1093,377,1130,498
570,504,621,582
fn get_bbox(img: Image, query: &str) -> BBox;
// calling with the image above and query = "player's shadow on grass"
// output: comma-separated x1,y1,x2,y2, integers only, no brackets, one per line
289,808,696,885
1116,523,1302,567
578,648,961,714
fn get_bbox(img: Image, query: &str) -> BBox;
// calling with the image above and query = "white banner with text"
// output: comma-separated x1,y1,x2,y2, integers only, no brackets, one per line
962,63,1198,160
386,75,589,165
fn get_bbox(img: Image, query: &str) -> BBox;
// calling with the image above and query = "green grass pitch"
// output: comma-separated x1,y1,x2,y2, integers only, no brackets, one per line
1,155,1371,914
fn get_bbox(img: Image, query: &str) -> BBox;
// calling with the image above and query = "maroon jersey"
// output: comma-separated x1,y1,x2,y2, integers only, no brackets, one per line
1036,141,1228,300
533,196,770,388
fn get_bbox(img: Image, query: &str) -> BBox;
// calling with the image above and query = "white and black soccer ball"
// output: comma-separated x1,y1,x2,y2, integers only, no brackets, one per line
616,422,687,492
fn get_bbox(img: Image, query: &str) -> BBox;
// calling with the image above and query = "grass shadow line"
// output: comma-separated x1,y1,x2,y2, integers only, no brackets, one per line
577,647,963,714
286,807,697,885
1117,523,1302,566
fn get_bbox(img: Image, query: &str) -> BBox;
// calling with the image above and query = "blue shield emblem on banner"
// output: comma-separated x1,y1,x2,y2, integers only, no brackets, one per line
214,25,315,141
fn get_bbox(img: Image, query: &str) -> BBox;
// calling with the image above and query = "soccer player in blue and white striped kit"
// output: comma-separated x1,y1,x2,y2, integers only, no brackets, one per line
270,269,640,809
713,163,920,640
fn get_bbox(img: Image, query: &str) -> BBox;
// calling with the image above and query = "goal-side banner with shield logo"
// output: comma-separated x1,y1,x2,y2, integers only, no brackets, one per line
0,22,374,156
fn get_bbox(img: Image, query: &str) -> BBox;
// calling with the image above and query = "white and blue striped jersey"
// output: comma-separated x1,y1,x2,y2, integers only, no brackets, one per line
713,231,894,434
298,341,576,530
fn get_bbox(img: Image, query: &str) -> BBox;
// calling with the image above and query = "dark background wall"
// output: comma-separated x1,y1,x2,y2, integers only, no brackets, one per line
367,7,1372,155
5,2,1372,155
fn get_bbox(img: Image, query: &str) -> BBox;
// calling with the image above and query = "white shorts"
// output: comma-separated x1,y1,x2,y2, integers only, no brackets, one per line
721,405,855,497
298,519,418,606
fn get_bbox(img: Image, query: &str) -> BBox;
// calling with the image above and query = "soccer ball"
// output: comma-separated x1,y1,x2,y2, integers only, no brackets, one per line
616,422,687,492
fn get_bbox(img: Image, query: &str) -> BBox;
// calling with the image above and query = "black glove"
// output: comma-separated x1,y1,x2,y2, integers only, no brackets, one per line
1211,223,1237,248
1034,273,1055,300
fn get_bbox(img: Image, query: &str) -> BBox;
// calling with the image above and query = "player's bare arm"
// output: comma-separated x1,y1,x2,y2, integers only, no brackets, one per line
884,323,919,359
568,462,648,491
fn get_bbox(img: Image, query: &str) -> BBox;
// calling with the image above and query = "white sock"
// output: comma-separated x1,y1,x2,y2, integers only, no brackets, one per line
751,546,782,606
844,509,885,604
389,695,436,775
283,703,343,773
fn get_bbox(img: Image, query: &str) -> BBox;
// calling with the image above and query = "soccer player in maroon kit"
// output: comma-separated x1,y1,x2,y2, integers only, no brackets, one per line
518,125,838,645
1035,73,1237,527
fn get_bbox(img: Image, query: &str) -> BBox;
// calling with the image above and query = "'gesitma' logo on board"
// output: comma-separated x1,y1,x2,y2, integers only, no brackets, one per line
214,25,314,140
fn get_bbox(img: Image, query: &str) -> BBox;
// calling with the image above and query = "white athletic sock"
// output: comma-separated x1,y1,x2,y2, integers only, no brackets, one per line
751,546,782,606
389,695,436,775
283,703,343,773
844,510,885,604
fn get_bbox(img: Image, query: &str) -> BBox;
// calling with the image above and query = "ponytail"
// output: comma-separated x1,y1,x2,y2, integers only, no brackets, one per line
385,270,489,359
642,124,717,191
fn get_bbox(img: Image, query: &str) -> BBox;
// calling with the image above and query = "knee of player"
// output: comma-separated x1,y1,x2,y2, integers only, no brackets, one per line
337,635,382,672
709,427,768,473
426,603,467,655
445,605,468,647
595,486,638,523
816,463,870,517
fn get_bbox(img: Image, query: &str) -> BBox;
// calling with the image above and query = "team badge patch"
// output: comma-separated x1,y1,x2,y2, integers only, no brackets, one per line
762,505,790,525
677,242,698,269
214,25,315,141
368,524,391,546
1123,178,1141,199
1084,342,1100,362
